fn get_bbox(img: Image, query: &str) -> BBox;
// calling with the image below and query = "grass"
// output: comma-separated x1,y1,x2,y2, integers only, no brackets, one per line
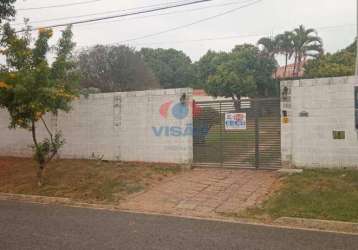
243,169,358,223
205,124,255,143
0,157,182,204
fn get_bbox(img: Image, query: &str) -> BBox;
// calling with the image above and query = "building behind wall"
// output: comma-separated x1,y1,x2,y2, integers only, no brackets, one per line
281,76,358,168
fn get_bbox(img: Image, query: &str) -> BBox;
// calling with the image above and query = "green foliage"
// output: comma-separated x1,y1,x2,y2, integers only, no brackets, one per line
0,24,79,185
34,132,65,165
290,25,323,76
140,48,197,89
291,25,323,59
0,25,78,129
257,26,323,79
0,0,15,23
78,45,160,92
304,42,356,78
203,44,278,100
195,50,229,88
257,37,278,58
80,87,102,98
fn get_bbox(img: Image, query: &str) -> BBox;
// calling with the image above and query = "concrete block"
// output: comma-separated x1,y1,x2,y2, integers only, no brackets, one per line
283,77,358,169
0,88,194,164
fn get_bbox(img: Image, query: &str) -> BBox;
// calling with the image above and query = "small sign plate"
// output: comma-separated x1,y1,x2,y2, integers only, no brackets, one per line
225,113,247,130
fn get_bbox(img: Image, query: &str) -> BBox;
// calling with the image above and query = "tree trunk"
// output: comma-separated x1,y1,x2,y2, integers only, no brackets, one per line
296,53,302,77
31,121,45,187
231,94,241,111
293,53,298,78
284,53,288,78
37,165,44,187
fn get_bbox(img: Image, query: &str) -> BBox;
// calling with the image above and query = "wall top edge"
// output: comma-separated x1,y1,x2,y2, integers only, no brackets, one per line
281,76,358,88
80,88,193,100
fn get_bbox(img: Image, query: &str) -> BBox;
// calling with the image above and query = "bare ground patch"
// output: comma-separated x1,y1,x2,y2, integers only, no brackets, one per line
0,157,182,204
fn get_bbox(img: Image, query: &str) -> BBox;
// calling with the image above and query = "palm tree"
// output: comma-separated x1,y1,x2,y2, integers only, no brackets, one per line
291,25,323,77
275,32,294,78
257,37,278,58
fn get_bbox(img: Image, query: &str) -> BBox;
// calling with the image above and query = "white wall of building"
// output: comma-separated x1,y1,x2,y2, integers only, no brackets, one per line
0,88,193,164
281,76,358,168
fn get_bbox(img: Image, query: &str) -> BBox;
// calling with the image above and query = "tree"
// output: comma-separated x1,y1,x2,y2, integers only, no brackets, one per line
0,0,16,23
140,48,197,89
256,26,322,79
0,24,79,186
275,31,294,78
304,41,356,78
78,45,160,92
204,44,278,107
195,50,229,88
291,25,323,76
257,37,278,58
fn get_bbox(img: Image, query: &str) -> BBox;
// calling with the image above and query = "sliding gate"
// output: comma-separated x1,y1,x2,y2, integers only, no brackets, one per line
193,98,281,169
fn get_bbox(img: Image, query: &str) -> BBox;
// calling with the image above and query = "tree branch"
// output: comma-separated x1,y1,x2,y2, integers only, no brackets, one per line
40,117,59,164
40,117,54,144
31,120,39,149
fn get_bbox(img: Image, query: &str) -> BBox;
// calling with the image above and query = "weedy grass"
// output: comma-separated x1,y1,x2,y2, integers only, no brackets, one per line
0,157,182,204
242,169,358,223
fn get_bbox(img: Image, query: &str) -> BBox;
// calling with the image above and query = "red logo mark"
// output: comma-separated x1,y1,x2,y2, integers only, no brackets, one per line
159,100,202,119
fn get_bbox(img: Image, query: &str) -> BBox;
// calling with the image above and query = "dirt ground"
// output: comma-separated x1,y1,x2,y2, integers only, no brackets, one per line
0,157,182,204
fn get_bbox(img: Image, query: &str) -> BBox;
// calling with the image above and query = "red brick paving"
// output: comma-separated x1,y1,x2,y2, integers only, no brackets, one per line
120,168,280,218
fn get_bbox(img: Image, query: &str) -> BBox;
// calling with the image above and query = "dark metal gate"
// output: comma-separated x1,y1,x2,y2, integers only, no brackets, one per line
193,98,281,169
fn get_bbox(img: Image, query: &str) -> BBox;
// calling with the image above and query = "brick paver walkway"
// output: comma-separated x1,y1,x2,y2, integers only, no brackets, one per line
120,169,280,218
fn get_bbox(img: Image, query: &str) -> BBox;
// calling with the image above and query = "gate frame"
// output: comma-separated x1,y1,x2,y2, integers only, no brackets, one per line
192,97,282,170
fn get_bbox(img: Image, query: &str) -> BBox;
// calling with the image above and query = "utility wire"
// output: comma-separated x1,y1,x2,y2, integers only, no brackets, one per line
13,0,192,26
131,24,356,46
17,0,102,11
134,33,264,46
78,22,352,48
118,0,263,44
73,0,255,29
15,0,212,33
13,0,249,27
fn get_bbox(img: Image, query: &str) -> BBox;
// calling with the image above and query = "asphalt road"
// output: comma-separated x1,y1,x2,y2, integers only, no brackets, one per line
0,200,357,250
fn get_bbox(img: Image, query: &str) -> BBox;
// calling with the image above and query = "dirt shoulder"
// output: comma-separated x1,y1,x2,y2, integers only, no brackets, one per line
0,157,182,204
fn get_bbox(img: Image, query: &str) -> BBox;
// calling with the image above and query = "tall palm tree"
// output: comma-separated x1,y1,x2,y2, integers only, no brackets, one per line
257,37,278,58
275,32,294,78
291,25,323,77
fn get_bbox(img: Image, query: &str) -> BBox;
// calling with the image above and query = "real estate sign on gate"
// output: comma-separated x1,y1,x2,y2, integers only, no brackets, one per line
225,113,247,130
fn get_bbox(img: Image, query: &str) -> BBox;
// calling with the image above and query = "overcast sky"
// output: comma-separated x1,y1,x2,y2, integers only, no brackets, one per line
13,0,356,63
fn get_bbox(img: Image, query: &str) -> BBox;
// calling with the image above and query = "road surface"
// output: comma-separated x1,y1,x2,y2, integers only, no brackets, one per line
0,200,357,250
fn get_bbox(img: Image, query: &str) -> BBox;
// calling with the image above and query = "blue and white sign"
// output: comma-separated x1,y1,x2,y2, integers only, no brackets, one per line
225,113,247,130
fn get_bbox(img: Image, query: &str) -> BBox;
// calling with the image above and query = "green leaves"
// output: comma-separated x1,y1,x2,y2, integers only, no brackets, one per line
203,44,277,100
195,50,229,88
52,26,77,81
0,24,78,182
0,25,78,129
0,0,16,23
33,132,65,165
256,25,323,79
257,37,278,58
304,42,356,78
78,45,160,92
140,48,197,89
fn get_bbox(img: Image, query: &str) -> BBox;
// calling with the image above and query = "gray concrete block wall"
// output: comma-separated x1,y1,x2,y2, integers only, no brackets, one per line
281,76,358,168
0,88,193,164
